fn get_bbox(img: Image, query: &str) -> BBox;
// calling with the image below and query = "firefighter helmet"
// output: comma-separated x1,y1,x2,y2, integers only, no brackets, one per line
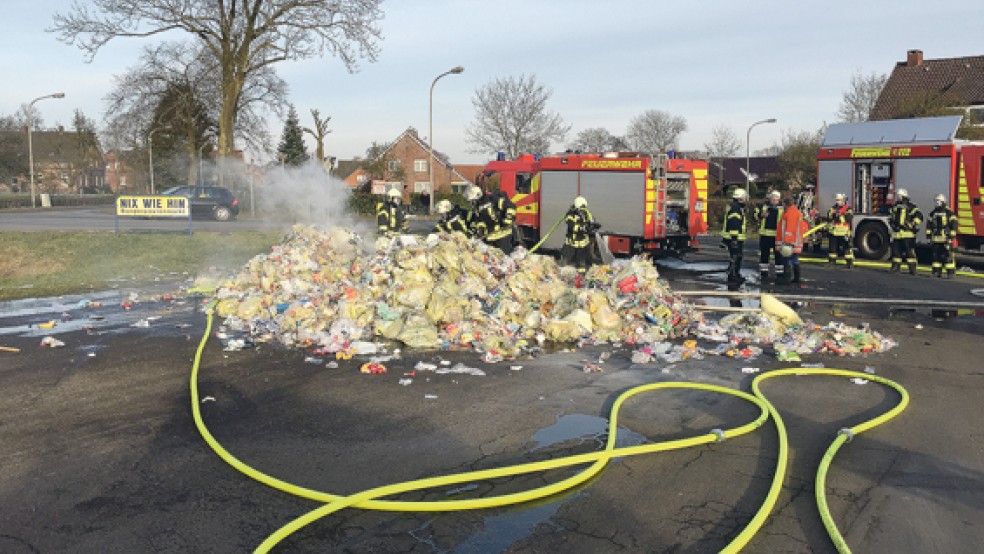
464,185,483,202
834,193,846,203
732,188,748,201
573,196,588,209
436,199,453,214
386,188,402,202
768,190,781,201
896,188,908,199
935,193,946,205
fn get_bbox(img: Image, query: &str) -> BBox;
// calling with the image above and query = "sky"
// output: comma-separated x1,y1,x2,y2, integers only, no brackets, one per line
3,0,984,166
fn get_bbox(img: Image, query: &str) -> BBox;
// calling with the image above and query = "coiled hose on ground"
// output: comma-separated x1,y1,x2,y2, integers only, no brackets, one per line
191,308,908,553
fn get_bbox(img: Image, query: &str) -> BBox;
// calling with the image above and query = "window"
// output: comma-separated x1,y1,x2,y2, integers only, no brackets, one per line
413,182,432,193
387,160,401,172
414,159,428,173
516,172,533,194
968,107,984,125
356,174,366,183
451,183,469,195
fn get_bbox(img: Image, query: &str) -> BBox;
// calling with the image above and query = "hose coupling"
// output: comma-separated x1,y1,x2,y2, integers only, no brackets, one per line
838,428,854,443
710,428,726,443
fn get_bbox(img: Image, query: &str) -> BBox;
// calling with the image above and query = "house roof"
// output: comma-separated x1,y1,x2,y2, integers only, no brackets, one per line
0,129,102,178
452,164,484,184
334,159,363,180
379,127,471,183
870,51,984,120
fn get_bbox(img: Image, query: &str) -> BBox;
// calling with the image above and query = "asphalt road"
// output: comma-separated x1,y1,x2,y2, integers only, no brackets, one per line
1,241,983,553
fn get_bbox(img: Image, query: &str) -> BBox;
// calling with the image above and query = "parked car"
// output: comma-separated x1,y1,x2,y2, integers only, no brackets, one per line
161,186,240,221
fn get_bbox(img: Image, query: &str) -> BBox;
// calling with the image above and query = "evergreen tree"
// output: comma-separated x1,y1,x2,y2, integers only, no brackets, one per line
277,105,309,166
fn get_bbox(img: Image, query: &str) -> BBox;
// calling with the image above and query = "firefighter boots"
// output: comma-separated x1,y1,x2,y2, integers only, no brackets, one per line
947,269,956,278
908,262,917,275
932,267,942,278
846,257,854,269
792,264,802,284
890,262,900,272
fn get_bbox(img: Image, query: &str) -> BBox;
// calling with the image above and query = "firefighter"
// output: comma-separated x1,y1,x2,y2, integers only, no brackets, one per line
722,188,748,284
562,196,598,274
927,193,957,278
777,196,809,284
826,193,855,268
465,184,518,254
433,199,470,236
889,188,923,274
376,188,408,237
756,190,784,282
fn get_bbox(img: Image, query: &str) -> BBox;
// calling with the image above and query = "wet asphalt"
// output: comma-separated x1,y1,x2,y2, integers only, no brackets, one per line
1,242,984,553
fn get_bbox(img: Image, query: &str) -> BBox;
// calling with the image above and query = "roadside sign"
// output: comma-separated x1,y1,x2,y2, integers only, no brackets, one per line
115,195,193,235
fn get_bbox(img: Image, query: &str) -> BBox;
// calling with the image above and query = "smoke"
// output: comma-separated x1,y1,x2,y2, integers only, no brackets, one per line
207,157,373,235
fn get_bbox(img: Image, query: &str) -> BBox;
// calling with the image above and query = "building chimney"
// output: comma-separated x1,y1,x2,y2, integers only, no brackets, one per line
907,49,924,67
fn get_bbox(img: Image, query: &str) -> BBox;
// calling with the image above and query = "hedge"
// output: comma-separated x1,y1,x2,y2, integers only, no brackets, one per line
0,194,116,209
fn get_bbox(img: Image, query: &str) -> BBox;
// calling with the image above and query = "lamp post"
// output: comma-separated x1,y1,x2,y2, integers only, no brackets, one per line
429,65,464,214
745,118,777,193
27,92,66,208
147,126,171,194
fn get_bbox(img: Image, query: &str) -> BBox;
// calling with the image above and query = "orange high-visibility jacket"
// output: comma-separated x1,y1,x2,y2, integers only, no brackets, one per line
777,204,809,254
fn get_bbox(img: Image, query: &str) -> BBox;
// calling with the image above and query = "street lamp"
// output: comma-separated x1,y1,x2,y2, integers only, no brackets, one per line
429,65,464,214
148,126,171,194
745,118,776,193
27,92,66,208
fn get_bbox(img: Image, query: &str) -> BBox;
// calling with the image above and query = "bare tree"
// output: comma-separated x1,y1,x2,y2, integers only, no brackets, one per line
51,0,384,157
567,127,627,153
465,74,570,159
836,70,888,122
303,109,332,163
767,128,824,191
626,109,687,154
703,125,742,159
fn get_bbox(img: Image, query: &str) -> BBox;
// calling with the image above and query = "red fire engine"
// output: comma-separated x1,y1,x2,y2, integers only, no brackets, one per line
480,152,708,257
817,116,984,259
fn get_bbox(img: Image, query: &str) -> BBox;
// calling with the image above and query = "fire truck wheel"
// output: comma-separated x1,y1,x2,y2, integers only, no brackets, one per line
855,222,890,261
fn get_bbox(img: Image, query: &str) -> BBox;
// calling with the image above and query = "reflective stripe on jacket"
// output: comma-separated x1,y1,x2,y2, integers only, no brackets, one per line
889,201,923,239
927,206,957,243
827,204,853,237
721,200,746,241
435,205,470,235
376,202,407,236
777,205,808,254
757,203,782,237
565,207,594,248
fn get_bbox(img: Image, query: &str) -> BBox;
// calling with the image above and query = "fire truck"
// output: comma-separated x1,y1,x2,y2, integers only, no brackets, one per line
817,115,984,259
479,152,708,257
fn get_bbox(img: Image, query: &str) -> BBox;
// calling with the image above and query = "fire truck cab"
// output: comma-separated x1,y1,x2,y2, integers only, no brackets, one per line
480,152,708,257
817,116,984,259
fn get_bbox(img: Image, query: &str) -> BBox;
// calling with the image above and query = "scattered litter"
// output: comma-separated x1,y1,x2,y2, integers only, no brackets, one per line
414,361,438,371
326,361,339,369
418,363,486,376
201,396,216,403
40,336,65,348
38,320,56,329
510,365,523,371
741,367,760,374
398,378,413,386
132,319,150,328
439,359,452,366
360,362,387,375
914,324,924,330
223,339,249,351
777,351,801,362
864,366,876,374
121,301,133,310
971,289,984,298
958,266,976,273
87,352,96,358
0,346,20,353
425,394,439,399
583,362,603,373
303,356,323,364
801,362,825,368
850,377,869,385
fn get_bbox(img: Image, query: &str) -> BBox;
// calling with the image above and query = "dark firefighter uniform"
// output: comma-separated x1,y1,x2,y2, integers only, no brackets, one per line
927,203,957,278
757,198,783,281
376,200,408,237
889,195,923,275
563,203,597,273
827,202,855,268
435,204,470,236
470,191,517,254
722,197,747,283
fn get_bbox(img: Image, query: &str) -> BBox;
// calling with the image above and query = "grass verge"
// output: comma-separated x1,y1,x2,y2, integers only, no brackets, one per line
0,230,284,300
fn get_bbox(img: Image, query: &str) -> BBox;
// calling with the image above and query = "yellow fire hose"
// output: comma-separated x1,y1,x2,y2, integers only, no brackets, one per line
191,307,909,553
528,213,567,253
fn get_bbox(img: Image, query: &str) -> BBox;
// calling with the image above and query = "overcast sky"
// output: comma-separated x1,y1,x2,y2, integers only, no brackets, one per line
3,0,983,165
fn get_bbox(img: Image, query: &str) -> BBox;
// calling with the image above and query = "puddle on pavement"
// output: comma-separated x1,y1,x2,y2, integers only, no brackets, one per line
452,501,564,553
532,413,649,451
0,288,202,338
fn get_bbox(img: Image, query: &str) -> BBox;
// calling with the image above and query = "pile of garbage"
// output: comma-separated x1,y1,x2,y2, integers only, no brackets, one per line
209,226,699,358
206,225,896,362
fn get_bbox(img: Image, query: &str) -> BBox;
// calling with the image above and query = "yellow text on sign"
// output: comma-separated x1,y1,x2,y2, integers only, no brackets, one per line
116,195,190,217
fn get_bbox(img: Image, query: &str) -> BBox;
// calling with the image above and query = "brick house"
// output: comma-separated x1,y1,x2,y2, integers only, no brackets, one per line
0,128,104,193
870,49,984,124
340,127,472,199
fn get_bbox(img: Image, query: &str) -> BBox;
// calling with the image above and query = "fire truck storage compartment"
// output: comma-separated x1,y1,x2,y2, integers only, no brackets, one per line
665,172,690,233
538,169,646,250
895,157,952,231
